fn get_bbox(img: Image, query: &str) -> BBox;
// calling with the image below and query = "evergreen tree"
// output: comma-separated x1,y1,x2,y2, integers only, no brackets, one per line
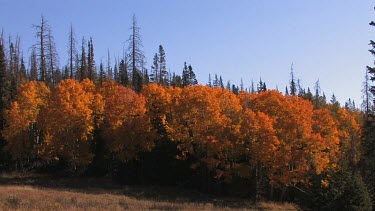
158,45,167,86
63,66,69,79
330,94,340,113
362,69,373,115
119,59,129,87
311,168,372,210
19,56,26,82
143,66,150,85
226,80,231,90
107,49,112,80
99,60,105,85
87,37,96,81
231,84,239,94
219,75,224,89
257,78,266,93
150,53,158,83
79,38,87,81
170,72,182,87
182,62,189,87
289,63,296,95
8,40,18,98
297,78,304,96
0,35,8,169
303,87,313,102
114,59,119,83
345,98,356,110
0,36,7,127
213,74,219,87
250,80,255,94
188,64,197,85
285,86,289,95
207,73,212,87
362,15,375,204
29,47,38,81
314,79,321,109
8,37,21,92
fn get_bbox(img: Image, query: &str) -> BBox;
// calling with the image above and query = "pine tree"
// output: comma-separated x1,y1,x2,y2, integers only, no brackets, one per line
188,64,197,85
63,66,69,79
0,34,7,167
113,59,119,83
19,56,26,82
285,86,289,95
257,78,266,93
289,63,296,95
250,80,255,94
213,74,218,87
150,53,159,83
226,80,231,90
158,45,167,86
330,94,340,113
0,35,7,129
362,69,373,115
297,78,304,96
232,84,239,94
8,40,18,98
8,37,21,91
314,79,321,109
119,59,129,87
87,37,95,81
219,76,224,89
29,47,38,81
143,67,150,85
207,73,212,87
107,49,112,80
79,38,87,81
182,62,189,87
99,60,105,85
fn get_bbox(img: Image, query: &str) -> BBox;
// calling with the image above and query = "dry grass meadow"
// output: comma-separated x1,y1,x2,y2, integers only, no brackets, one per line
0,173,299,210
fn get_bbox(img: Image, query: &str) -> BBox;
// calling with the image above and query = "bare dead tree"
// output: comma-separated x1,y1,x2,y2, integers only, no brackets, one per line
46,31,59,86
127,14,146,92
68,23,77,79
33,15,48,83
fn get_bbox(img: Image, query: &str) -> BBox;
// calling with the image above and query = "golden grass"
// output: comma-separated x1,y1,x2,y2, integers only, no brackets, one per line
0,174,299,210
0,186,298,211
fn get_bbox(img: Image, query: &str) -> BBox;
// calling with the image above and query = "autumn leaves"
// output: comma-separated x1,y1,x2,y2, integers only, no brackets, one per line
2,80,359,188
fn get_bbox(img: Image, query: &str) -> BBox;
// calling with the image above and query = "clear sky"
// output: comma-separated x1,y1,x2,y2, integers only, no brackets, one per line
0,0,373,105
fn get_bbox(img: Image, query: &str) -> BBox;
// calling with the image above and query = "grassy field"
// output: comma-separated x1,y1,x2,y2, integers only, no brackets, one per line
0,173,299,210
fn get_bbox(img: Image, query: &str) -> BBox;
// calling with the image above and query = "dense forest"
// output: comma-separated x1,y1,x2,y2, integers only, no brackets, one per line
0,13,375,210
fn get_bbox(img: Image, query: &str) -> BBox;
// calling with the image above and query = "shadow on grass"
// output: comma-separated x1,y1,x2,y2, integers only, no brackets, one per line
0,173,256,209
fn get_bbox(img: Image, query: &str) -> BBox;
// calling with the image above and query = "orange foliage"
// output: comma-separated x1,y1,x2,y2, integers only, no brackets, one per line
3,81,50,161
39,79,98,167
241,90,338,186
2,79,356,187
100,81,154,161
333,107,361,165
311,109,340,174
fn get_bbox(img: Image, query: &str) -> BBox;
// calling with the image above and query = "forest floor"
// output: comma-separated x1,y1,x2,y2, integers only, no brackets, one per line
0,173,299,210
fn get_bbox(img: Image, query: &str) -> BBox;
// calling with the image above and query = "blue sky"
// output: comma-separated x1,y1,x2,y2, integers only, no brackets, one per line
0,0,373,105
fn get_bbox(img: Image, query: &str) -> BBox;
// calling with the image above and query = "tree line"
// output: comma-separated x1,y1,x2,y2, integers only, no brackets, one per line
0,14,374,210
